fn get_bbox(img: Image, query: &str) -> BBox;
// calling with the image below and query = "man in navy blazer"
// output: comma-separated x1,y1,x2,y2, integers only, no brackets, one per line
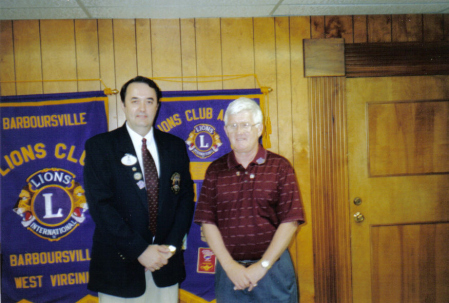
83,76,194,302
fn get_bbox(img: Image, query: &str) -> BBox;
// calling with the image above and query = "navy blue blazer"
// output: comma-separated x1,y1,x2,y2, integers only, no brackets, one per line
83,124,194,298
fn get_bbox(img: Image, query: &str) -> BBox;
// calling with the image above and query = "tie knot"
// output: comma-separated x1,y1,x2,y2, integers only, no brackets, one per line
142,138,147,147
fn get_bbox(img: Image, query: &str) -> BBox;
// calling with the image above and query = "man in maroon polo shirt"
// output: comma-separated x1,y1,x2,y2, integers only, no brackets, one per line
194,97,305,303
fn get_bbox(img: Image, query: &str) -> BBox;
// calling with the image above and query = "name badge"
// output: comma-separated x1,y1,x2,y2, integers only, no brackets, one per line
121,153,137,166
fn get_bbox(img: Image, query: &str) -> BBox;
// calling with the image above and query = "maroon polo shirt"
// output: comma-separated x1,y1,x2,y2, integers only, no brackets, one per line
194,145,304,261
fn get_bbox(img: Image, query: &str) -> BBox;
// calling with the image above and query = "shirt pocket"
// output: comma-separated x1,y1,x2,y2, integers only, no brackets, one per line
252,181,279,225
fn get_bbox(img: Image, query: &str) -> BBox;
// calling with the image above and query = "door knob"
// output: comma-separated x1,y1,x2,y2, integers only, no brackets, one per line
353,212,365,223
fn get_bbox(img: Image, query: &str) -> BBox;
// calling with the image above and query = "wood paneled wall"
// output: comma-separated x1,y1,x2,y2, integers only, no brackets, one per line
0,16,314,301
1,14,448,303
309,77,350,303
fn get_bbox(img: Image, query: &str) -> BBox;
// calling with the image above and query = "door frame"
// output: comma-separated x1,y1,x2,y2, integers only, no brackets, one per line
306,40,449,303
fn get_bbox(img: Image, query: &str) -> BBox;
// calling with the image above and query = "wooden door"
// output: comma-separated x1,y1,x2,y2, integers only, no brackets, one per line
347,76,449,303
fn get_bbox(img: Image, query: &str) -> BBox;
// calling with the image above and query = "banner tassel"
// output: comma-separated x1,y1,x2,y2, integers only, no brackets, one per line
260,86,272,148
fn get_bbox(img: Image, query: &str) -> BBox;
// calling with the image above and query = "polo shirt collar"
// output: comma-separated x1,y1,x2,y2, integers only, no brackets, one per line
227,144,267,169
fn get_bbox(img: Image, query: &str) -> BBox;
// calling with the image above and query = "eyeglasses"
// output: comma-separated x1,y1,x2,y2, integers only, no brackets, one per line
225,122,260,132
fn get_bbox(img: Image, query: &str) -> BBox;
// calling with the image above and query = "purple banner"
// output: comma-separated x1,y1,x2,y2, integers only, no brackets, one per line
157,88,263,302
1,91,108,303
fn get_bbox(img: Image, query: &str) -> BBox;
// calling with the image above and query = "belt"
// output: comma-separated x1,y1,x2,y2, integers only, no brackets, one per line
236,260,259,268
237,258,281,268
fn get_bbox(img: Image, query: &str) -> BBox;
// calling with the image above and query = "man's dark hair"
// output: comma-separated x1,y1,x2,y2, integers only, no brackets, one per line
120,76,162,103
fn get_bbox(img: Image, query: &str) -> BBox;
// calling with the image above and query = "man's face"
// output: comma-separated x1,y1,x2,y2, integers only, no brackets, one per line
121,82,159,136
224,110,262,155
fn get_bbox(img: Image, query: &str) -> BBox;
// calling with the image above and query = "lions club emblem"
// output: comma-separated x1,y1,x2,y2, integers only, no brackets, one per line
13,168,88,241
185,124,222,159
171,172,181,194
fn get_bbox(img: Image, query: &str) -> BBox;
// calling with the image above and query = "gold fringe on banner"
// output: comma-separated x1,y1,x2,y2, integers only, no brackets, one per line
151,74,273,148
0,79,118,95
0,75,273,148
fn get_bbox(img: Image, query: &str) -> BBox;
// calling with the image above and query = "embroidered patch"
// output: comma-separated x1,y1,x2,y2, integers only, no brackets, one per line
171,172,181,194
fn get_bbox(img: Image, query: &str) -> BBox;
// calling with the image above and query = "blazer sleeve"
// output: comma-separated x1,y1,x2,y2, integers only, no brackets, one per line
83,136,149,260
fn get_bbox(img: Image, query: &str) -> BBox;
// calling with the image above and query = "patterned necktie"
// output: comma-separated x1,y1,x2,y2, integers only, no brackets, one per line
142,138,158,235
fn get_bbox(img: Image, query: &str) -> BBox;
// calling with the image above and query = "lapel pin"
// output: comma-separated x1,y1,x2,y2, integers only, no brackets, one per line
134,172,143,180
137,180,145,189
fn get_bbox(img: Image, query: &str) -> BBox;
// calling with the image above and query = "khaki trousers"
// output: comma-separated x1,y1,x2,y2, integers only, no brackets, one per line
99,270,178,303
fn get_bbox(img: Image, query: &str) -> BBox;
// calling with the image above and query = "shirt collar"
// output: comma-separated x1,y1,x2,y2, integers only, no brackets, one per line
227,144,267,169
125,123,155,147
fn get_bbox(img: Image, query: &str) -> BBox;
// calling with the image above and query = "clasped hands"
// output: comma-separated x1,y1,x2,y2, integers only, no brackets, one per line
137,245,175,272
226,261,267,292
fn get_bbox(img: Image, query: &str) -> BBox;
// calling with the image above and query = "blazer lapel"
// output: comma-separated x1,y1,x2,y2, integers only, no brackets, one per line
154,129,170,209
154,129,170,187
116,125,148,210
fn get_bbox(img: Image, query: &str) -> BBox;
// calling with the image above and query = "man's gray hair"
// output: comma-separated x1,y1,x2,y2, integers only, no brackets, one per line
224,97,263,125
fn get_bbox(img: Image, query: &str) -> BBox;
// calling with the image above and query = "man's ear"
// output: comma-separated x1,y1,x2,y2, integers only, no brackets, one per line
257,123,264,137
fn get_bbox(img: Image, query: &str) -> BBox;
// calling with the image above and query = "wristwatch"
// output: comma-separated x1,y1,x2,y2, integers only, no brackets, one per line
261,260,271,270
168,245,176,255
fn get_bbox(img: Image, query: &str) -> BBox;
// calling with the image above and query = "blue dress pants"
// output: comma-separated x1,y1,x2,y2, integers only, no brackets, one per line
215,250,299,303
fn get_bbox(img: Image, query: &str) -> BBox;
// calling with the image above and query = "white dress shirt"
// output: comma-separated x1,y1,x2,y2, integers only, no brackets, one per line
126,123,160,177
